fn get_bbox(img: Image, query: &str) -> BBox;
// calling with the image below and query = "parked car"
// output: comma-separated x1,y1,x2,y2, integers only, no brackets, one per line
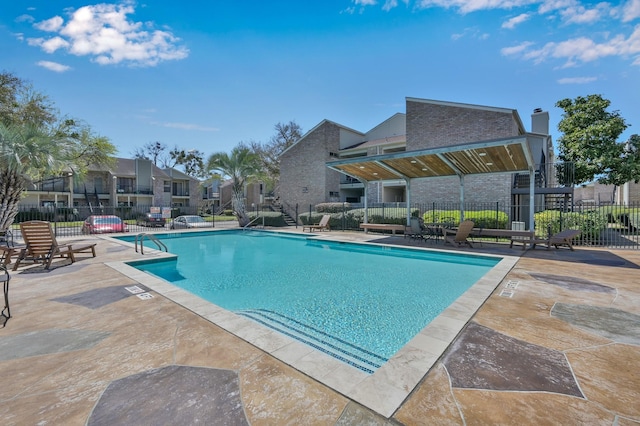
136,212,166,227
82,215,128,234
170,215,210,229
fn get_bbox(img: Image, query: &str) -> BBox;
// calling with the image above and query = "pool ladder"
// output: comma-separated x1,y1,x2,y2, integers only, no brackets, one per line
135,233,168,255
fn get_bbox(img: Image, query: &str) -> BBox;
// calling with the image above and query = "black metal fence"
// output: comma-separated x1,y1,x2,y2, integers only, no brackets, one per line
10,204,216,238
294,201,640,249
8,201,640,249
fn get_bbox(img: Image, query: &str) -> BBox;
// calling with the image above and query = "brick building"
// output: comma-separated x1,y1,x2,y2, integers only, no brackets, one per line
20,158,202,211
279,97,556,219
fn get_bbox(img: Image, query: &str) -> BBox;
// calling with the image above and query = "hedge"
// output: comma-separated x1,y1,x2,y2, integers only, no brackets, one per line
533,210,608,241
421,210,509,229
247,211,287,227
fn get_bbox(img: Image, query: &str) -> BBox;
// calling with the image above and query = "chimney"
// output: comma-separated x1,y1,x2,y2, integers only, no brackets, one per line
531,108,549,134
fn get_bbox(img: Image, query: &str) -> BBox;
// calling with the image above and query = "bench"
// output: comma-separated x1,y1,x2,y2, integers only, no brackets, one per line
359,223,406,235
529,229,582,251
467,228,536,250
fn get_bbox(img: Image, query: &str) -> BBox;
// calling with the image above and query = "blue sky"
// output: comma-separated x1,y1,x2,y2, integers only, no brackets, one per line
1,0,639,159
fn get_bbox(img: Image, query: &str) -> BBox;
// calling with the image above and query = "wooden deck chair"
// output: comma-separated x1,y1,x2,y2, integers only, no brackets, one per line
443,220,475,248
303,215,331,232
13,221,97,270
532,229,581,251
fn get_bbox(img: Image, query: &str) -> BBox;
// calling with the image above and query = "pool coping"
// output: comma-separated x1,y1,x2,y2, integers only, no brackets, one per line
105,230,518,418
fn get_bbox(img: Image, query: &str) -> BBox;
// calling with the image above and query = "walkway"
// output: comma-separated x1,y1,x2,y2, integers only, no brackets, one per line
0,228,639,425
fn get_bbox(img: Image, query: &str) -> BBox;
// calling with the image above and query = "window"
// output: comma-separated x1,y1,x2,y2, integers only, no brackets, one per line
329,191,339,197
164,180,171,192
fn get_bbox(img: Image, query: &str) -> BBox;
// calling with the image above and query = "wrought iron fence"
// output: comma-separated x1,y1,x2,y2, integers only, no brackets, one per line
296,201,640,249
7,201,640,249
8,204,216,239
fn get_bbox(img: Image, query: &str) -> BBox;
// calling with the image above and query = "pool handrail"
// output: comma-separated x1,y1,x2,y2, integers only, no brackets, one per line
135,233,168,255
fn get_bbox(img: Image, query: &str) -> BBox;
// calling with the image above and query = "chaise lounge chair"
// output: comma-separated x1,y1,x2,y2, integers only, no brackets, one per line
532,229,581,251
443,220,475,248
303,215,331,232
407,217,426,240
12,221,97,270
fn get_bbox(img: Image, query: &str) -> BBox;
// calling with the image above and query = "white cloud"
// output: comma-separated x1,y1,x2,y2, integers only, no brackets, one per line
557,76,597,84
622,0,640,22
383,0,398,11
34,16,64,32
28,2,188,67
451,26,489,40
40,36,70,53
416,0,538,14
15,14,35,23
558,2,611,24
505,25,640,66
502,13,531,29
36,60,71,72
501,41,535,55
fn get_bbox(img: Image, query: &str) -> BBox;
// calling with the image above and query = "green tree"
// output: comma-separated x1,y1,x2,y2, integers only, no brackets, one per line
206,146,261,226
169,148,205,178
132,141,168,166
0,72,116,230
249,121,302,196
555,94,638,187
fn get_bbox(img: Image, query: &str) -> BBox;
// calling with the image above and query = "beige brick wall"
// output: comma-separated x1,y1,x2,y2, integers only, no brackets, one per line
279,121,342,210
406,100,521,150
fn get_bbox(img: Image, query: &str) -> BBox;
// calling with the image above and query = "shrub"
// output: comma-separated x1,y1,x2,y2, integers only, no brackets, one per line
422,209,509,229
534,209,608,242
346,207,420,225
315,203,351,213
247,211,287,227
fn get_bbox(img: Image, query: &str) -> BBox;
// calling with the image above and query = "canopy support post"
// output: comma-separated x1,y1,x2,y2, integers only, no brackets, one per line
459,175,465,222
529,168,535,231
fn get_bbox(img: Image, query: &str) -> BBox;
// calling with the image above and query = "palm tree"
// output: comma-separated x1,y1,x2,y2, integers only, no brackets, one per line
0,122,115,231
207,146,261,227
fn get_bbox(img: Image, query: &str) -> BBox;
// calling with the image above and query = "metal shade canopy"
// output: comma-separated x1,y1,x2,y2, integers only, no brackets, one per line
326,135,537,230
327,136,535,182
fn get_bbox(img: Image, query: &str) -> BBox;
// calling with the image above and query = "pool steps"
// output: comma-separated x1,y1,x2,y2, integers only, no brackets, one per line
236,309,387,374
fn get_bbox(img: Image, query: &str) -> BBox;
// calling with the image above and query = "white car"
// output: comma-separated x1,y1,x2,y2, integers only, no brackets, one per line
170,215,211,229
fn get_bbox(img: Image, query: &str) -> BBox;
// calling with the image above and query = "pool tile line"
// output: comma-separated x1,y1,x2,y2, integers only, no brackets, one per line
236,309,385,373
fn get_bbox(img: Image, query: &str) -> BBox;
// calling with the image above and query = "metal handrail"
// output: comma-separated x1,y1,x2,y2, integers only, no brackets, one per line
243,214,265,229
135,233,168,254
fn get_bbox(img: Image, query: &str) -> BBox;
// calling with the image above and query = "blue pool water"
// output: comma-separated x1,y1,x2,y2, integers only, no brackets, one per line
123,230,499,373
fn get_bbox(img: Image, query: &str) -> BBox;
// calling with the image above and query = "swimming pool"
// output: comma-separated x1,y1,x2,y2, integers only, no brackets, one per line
122,230,499,373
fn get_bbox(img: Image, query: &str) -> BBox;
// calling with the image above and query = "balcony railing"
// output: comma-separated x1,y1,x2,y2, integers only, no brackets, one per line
115,185,153,195
340,176,362,185
172,189,190,196
513,162,575,189
31,179,71,192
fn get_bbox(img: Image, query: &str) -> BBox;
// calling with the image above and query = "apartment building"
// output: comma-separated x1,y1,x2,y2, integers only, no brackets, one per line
279,97,561,222
21,158,201,210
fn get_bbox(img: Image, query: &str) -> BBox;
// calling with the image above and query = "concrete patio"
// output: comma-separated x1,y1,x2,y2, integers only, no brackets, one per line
1,228,639,425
